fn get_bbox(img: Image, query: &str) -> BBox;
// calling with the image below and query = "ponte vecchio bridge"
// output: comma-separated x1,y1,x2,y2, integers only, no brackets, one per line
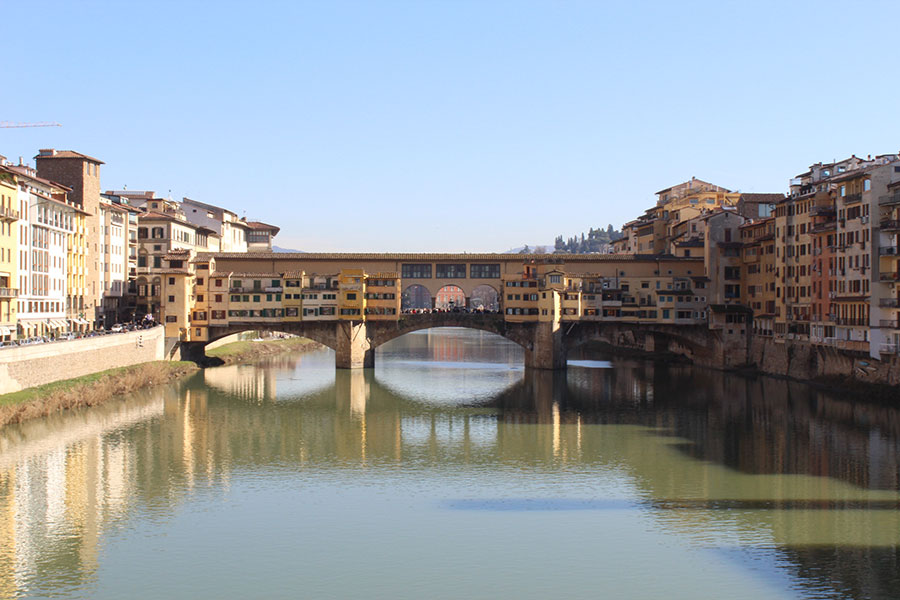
174,252,744,369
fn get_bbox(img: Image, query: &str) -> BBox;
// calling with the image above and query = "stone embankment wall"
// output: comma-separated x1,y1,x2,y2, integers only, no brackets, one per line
0,327,165,394
748,337,900,386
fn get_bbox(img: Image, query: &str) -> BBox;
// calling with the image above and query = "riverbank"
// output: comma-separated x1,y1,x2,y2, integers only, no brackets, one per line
0,361,199,428
205,336,324,365
577,339,900,403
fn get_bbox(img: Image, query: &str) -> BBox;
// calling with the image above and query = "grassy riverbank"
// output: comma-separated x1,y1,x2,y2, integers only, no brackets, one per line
206,336,323,364
0,361,199,428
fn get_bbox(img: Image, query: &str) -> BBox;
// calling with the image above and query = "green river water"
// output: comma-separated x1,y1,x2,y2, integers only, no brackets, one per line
1,328,899,599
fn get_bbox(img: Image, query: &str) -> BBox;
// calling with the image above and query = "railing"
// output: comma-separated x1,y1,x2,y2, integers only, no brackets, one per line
833,318,869,326
879,298,900,308
880,343,899,354
264,286,283,292
879,272,900,282
879,246,898,256
0,287,18,299
843,192,862,204
879,193,900,206
881,220,900,231
879,319,900,328
0,205,19,221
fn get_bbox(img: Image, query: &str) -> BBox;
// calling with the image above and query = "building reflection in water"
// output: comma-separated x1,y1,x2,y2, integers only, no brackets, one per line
0,331,898,599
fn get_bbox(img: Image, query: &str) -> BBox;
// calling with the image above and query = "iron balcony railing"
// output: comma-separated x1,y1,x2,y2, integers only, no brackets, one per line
0,287,18,299
843,192,862,204
0,205,19,221
879,298,900,308
881,220,900,231
878,319,899,328
878,192,900,206
879,272,900,282
879,246,899,256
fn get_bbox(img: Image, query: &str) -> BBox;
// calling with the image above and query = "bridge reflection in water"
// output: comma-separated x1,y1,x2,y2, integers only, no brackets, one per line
0,329,898,599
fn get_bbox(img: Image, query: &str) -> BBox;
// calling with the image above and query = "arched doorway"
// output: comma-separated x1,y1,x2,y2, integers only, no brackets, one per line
470,284,499,311
402,284,432,311
435,285,466,310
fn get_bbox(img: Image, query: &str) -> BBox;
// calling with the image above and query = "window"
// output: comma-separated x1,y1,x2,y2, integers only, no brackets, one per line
346,293,357,300
165,315,177,322
402,264,432,279
864,179,871,192
435,264,466,278
549,275,562,284
168,277,175,285
168,296,175,302
253,295,261,303
470,264,500,278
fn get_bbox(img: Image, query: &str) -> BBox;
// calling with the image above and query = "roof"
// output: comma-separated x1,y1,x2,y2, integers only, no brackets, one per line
245,221,281,235
655,178,729,196
182,197,239,217
34,149,104,164
3,164,73,192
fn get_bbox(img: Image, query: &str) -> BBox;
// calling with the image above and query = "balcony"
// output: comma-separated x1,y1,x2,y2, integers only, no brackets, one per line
0,205,19,221
264,286,283,293
881,220,900,231
879,319,899,329
843,192,862,204
879,272,900,283
880,343,899,354
879,246,899,256
833,318,869,327
0,287,18,299
879,298,900,308
879,192,900,206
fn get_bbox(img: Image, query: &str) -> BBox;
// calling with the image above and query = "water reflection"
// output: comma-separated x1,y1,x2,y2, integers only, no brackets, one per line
0,329,898,599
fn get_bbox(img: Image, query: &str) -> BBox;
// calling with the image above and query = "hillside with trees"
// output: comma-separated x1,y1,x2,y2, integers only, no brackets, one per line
552,224,623,254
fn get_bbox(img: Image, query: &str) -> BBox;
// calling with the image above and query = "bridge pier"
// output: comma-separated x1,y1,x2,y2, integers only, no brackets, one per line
335,321,374,369
524,322,567,370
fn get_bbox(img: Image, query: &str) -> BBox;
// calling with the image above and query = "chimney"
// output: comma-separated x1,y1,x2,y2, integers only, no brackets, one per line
18,156,24,166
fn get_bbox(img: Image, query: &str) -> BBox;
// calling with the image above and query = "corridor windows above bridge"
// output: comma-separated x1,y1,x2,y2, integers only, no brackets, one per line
470,264,500,279
402,264,432,279
435,264,466,279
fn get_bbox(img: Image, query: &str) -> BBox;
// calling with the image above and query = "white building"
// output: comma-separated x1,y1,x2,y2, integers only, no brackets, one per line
9,165,83,338
181,197,249,253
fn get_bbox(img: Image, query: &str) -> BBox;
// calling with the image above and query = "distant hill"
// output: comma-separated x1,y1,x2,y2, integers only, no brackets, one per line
503,244,555,254
272,245,304,253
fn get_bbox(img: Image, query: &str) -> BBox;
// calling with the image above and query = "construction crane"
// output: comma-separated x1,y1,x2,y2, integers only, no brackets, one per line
0,121,61,128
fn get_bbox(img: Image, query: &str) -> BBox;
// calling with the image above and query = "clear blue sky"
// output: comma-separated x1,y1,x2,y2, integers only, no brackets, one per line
4,0,899,252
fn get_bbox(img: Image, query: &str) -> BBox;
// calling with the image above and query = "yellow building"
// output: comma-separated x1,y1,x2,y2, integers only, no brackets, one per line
0,166,18,342
338,268,365,319
67,202,89,332
161,251,195,340
501,264,541,322
740,217,776,336
364,272,400,320
282,271,304,321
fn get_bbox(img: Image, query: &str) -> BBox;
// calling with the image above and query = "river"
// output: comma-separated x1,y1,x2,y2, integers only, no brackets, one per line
1,328,899,599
